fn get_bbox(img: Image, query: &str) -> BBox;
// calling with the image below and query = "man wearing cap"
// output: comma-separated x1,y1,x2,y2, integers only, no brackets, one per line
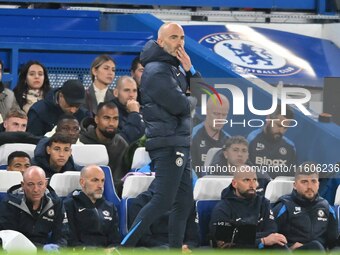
27,79,90,136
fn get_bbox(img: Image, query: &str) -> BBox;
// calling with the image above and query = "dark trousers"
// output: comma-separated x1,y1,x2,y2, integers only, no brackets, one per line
121,147,193,248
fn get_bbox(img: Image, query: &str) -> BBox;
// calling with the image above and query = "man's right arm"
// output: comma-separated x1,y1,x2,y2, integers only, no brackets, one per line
145,70,190,117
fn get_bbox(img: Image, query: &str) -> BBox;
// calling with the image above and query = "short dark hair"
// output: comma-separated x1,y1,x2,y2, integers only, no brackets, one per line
97,101,117,115
130,56,141,72
47,133,73,147
7,151,31,165
223,136,248,150
56,113,78,126
269,104,294,119
295,161,319,178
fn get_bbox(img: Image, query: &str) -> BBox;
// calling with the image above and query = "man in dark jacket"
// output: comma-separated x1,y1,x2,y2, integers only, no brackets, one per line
112,75,145,145
273,162,338,250
64,165,120,249
121,22,201,248
79,101,128,197
33,133,81,179
0,166,68,250
27,79,89,136
128,179,200,250
210,167,287,249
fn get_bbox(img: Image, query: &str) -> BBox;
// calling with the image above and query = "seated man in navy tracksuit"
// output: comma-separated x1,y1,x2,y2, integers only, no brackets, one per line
64,165,120,250
273,162,338,251
209,166,287,249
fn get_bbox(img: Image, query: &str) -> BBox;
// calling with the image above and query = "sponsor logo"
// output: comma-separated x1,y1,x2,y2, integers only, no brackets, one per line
48,209,54,217
78,208,86,212
318,209,325,217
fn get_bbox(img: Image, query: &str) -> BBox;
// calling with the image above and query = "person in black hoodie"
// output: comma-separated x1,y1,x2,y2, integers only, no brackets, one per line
64,165,120,250
33,133,81,179
121,22,201,248
112,75,145,145
273,162,338,251
209,166,287,249
0,166,68,250
27,79,89,136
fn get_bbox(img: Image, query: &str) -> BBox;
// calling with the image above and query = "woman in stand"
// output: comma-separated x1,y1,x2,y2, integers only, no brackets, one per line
13,60,51,113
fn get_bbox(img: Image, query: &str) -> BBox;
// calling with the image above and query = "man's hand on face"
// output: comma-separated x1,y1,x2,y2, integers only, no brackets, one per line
126,99,140,113
176,46,192,72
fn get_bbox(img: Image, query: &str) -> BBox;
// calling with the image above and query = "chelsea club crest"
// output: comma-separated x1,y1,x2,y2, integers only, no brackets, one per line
199,32,301,77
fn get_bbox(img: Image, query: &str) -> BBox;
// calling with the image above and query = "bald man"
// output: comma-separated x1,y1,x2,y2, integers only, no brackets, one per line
112,75,145,144
121,22,201,248
192,93,231,177
209,166,287,249
64,165,120,248
0,166,68,249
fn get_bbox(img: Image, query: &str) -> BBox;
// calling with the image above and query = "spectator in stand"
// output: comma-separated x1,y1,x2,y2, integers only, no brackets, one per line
1,108,27,132
112,75,145,144
130,56,144,103
33,133,81,179
27,79,89,136
191,93,230,177
0,108,41,144
273,162,338,251
45,114,82,144
64,165,120,250
0,166,68,250
7,151,32,174
0,60,18,122
13,60,51,113
80,101,128,197
85,54,116,116
247,105,297,178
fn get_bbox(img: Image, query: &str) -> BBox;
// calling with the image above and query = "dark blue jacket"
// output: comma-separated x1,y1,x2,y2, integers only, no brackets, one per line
209,184,277,248
64,190,120,247
140,40,200,151
33,137,82,179
111,97,145,145
273,190,338,248
27,88,89,136
0,184,68,246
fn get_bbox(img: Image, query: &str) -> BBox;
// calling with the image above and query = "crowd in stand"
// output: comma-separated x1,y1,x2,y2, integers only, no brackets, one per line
0,23,339,252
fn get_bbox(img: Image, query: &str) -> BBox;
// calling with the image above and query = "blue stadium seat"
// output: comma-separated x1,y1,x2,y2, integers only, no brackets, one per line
101,165,121,210
0,143,36,165
119,197,136,237
0,171,23,201
196,200,218,246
